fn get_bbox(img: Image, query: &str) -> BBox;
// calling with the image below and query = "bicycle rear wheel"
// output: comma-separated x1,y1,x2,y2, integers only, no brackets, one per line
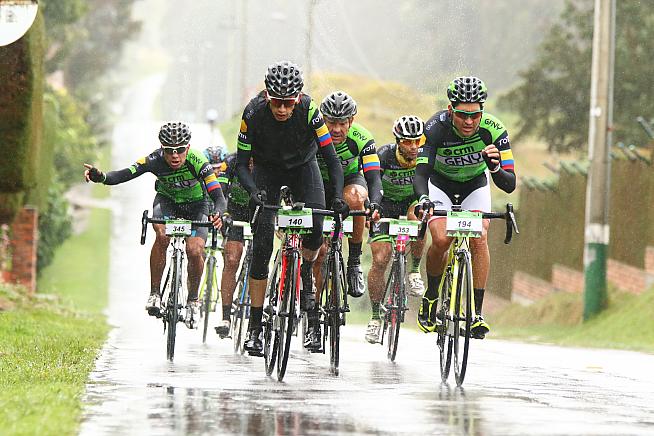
437,269,454,382
264,250,282,376
454,252,473,386
166,252,182,361
277,251,299,381
328,250,343,375
232,256,251,354
202,255,217,344
387,255,405,362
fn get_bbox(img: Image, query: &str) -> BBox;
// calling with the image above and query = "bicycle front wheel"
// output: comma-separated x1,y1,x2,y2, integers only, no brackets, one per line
166,252,182,361
277,251,299,381
264,249,282,376
387,255,405,362
453,251,473,386
438,270,454,382
202,255,217,344
233,255,251,354
328,250,343,375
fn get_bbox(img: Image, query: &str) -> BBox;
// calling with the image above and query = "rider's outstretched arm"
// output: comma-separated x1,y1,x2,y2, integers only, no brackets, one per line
235,112,258,195
486,131,516,194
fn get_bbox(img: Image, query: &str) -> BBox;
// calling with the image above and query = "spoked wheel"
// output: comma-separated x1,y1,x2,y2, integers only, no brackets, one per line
454,252,473,386
201,256,216,344
232,270,248,354
277,252,298,381
387,258,405,362
166,254,182,362
264,251,282,376
437,270,454,382
328,251,342,376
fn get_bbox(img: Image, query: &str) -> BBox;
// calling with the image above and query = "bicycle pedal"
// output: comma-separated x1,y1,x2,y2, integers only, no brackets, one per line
342,305,351,312
247,350,264,357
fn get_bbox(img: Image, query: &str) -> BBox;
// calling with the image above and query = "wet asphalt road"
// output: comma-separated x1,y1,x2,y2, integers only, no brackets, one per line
80,79,654,435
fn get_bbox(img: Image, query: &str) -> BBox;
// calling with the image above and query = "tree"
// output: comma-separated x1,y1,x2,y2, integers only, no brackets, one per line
499,0,654,152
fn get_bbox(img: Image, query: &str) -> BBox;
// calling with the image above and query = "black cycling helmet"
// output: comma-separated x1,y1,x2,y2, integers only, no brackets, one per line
159,122,191,146
264,60,304,97
320,91,357,120
392,115,424,140
203,145,225,164
447,76,488,105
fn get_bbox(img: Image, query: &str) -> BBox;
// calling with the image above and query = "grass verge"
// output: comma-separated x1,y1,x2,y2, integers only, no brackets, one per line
0,206,110,435
492,287,654,353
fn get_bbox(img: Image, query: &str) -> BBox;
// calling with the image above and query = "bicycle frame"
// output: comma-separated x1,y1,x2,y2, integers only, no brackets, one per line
277,233,302,322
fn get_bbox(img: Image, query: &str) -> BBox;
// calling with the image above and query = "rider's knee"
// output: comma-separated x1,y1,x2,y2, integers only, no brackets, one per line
344,185,367,208
371,246,391,268
186,242,205,260
224,248,242,270
429,235,451,252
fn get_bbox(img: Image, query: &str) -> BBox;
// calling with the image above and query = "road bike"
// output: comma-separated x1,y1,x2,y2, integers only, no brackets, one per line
140,211,217,361
373,215,428,362
427,199,518,386
261,203,339,381
227,219,254,354
198,230,222,343
316,210,367,376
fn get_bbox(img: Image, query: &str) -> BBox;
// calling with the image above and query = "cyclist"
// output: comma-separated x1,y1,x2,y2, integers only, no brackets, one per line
204,145,227,177
365,115,426,343
214,151,254,337
413,76,516,339
84,122,226,328
314,91,383,303
235,61,346,355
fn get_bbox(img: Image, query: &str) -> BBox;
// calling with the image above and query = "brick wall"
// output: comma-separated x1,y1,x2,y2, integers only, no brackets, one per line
607,258,651,295
511,270,556,305
552,264,584,293
4,206,38,293
645,246,654,275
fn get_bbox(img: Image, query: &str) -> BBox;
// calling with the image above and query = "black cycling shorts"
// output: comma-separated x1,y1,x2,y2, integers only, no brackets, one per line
226,201,249,243
152,193,210,240
249,159,326,280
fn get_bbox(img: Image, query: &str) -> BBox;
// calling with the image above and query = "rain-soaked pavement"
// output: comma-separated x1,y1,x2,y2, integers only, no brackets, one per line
80,78,654,435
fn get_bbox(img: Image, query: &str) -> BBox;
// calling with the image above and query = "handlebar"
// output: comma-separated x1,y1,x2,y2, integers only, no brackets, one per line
414,203,519,244
140,210,220,250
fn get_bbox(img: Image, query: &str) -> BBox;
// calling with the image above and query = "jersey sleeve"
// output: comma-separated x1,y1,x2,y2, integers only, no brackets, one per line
103,154,151,185
236,109,257,194
194,153,227,213
414,131,436,199
308,100,332,148
357,130,382,204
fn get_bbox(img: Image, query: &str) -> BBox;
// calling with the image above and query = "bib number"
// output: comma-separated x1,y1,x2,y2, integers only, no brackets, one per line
277,208,313,230
165,220,192,237
388,220,419,237
446,211,482,238
322,216,354,233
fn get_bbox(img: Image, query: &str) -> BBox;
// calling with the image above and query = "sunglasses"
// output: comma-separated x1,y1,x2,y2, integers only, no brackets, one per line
452,108,483,120
266,90,300,108
161,145,188,154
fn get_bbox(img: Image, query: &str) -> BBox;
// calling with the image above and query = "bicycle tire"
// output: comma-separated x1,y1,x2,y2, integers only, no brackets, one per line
232,263,247,353
166,251,182,361
264,249,282,376
277,251,299,381
454,251,473,386
387,254,405,362
329,250,342,375
438,269,454,382
202,255,217,344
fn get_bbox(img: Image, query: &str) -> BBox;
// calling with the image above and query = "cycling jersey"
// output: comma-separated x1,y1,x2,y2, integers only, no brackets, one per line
414,110,516,199
102,148,226,213
377,143,419,203
316,122,382,203
220,153,250,207
236,91,344,199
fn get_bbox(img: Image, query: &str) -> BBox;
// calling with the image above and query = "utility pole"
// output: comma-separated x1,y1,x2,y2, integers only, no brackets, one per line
304,0,316,94
240,0,248,105
583,0,615,320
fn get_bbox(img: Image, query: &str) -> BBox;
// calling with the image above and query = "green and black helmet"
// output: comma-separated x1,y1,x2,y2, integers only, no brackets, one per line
447,76,487,104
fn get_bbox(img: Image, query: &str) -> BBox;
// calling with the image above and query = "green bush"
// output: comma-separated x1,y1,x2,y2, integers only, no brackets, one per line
37,181,72,272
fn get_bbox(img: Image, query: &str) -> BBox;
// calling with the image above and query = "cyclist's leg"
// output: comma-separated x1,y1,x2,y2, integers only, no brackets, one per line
343,174,368,297
312,182,333,304
147,194,172,313
366,238,391,343
221,201,248,326
460,180,492,337
245,170,280,353
406,200,426,295
291,159,325,349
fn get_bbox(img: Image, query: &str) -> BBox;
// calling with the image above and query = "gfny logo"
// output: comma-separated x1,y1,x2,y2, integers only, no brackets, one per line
438,145,483,166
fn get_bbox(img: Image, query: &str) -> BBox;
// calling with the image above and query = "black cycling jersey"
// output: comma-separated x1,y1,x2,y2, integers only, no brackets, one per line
235,91,344,199
102,148,226,213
